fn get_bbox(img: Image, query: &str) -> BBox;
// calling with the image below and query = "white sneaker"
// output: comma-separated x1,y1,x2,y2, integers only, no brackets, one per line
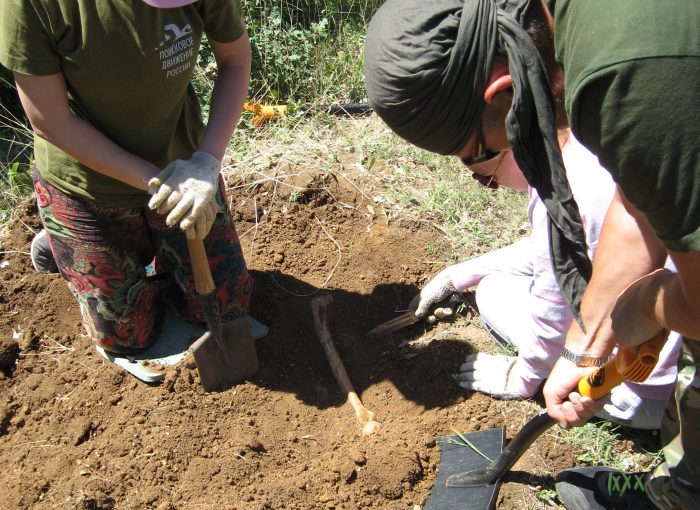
30,229,59,274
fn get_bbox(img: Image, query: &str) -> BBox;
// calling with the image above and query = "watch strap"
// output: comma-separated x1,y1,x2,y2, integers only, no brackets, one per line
560,346,612,367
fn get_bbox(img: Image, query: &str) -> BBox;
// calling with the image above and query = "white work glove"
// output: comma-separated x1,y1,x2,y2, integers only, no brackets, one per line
458,352,524,399
184,197,220,240
415,267,457,318
148,151,221,234
595,385,667,430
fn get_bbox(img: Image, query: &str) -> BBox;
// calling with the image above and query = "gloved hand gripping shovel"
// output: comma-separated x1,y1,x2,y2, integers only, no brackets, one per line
424,331,667,510
366,292,467,338
187,238,259,391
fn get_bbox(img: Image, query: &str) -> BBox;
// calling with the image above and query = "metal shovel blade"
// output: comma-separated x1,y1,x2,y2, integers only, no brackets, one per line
446,411,555,488
190,316,259,391
424,427,505,509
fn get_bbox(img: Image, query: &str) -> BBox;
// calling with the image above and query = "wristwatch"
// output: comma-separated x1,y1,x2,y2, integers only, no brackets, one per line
560,346,612,367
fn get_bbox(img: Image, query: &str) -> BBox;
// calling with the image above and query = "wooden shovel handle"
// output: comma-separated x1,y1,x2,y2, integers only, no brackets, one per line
186,238,215,295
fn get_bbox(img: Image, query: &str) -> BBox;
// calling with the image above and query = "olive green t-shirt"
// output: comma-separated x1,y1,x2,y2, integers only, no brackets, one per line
0,0,244,207
554,0,700,252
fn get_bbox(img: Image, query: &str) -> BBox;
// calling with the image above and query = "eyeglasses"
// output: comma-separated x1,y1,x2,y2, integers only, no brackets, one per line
460,127,499,167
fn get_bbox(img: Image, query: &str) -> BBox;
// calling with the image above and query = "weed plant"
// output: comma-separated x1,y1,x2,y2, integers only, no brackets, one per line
244,0,381,103
0,72,33,231
196,1,379,110
557,419,662,473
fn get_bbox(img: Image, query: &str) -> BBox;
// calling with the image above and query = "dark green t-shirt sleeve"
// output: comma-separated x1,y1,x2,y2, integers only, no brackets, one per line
571,57,700,252
199,0,245,42
0,0,61,75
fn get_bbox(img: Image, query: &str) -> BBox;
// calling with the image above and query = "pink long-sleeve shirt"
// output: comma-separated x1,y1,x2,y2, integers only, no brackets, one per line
446,136,679,398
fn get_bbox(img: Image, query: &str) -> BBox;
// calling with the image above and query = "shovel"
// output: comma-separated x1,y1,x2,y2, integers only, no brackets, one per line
444,330,668,489
424,332,667,509
187,237,259,391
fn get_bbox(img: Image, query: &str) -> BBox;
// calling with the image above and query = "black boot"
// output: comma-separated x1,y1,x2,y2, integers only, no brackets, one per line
555,467,658,510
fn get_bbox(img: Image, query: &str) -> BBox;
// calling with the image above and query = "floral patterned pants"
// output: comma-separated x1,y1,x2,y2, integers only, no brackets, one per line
34,169,252,354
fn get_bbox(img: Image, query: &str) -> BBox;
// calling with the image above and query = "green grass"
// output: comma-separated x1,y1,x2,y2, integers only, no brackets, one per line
0,77,34,234
373,145,529,259
556,419,662,472
0,161,32,235
446,429,494,462
494,342,518,357
559,420,624,468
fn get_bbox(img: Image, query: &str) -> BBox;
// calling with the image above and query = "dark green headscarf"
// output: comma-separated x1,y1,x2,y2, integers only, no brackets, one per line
365,0,592,325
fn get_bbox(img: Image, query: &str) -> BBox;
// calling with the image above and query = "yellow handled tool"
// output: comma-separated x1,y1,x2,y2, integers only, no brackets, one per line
579,330,667,400
446,331,667,488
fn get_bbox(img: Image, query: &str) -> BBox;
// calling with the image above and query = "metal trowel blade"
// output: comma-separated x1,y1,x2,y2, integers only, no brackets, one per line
365,311,419,338
191,316,259,391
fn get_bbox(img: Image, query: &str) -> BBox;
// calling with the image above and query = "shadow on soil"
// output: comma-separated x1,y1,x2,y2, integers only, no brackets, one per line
248,269,474,411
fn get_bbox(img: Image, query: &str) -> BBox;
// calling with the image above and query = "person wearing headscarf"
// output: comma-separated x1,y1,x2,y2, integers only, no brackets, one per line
421,131,681,430
364,1,700,508
365,0,590,324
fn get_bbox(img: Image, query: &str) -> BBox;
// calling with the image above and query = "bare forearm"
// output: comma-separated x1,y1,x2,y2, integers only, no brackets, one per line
646,252,700,341
37,114,159,191
197,31,251,161
566,187,667,353
15,72,159,191
544,188,668,428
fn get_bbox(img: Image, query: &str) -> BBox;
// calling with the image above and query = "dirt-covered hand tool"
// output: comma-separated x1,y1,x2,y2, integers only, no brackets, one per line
424,331,667,510
187,237,258,391
366,292,466,338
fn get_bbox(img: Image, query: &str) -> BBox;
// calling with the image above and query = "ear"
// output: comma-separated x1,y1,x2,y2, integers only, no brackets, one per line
483,74,513,104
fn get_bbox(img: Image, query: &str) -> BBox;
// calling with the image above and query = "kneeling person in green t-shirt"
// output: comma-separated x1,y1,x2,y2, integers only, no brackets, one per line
0,0,258,376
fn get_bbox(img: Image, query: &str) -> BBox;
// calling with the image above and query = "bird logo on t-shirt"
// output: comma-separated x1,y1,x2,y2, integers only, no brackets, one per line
156,23,193,49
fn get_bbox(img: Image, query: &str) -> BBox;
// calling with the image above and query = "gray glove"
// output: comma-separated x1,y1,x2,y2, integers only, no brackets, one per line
595,385,667,430
148,151,221,234
415,268,457,318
